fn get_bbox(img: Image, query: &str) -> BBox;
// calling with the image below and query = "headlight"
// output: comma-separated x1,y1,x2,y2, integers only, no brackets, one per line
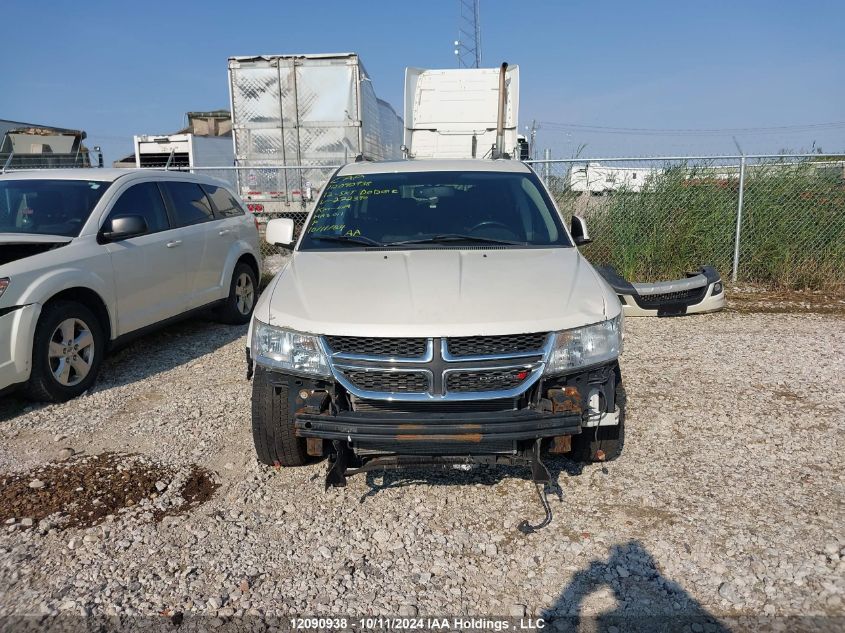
545,315,623,374
251,320,331,377
0,278,9,299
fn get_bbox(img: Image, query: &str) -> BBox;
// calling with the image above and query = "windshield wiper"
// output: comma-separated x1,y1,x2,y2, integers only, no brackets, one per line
388,234,526,246
310,235,386,247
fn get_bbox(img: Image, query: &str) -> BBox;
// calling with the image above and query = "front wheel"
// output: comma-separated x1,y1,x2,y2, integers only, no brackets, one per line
251,366,308,466
25,301,105,402
216,262,258,325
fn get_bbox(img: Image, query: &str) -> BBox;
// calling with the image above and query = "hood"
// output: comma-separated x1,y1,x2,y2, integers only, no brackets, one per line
263,248,616,337
0,234,71,266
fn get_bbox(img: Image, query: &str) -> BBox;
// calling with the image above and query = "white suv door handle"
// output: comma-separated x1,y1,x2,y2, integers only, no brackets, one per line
218,229,232,236
166,240,183,248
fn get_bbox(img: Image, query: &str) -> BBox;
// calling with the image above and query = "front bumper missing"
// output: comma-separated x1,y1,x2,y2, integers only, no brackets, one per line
254,359,620,491
294,408,582,448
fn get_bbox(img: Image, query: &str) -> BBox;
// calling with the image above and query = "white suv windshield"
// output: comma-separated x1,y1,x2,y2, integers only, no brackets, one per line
299,170,572,249
0,179,110,237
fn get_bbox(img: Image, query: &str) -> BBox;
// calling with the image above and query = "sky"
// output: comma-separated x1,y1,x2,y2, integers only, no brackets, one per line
2,0,844,163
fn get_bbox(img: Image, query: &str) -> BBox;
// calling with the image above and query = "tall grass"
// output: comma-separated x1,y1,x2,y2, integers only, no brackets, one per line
556,162,845,291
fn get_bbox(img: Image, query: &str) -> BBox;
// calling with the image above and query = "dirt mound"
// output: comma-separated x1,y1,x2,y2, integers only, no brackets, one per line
0,452,217,531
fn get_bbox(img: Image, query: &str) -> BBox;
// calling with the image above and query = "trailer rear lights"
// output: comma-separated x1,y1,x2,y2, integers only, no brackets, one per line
247,203,264,212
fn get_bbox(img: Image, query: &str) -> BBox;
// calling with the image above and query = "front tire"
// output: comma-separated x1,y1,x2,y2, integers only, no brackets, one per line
251,366,308,466
25,301,105,402
217,262,258,325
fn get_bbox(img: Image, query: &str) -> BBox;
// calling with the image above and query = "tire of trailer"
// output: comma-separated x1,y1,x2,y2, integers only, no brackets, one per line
570,382,626,463
251,365,309,467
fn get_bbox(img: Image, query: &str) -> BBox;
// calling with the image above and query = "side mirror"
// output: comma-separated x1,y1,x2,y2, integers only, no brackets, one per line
265,218,295,247
570,215,592,246
101,215,148,242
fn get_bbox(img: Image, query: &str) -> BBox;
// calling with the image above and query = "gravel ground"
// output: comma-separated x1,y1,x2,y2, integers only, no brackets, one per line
0,302,843,630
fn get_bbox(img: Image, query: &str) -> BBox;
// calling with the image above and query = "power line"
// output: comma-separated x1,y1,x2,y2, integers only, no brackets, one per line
538,120,845,137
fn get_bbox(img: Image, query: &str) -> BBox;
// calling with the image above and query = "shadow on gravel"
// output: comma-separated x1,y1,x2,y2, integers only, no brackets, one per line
357,455,588,504
0,318,246,422
98,317,246,388
542,540,731,633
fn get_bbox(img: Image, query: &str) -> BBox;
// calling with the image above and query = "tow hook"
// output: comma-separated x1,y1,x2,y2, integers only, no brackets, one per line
325,440,350,490
518,439,554,534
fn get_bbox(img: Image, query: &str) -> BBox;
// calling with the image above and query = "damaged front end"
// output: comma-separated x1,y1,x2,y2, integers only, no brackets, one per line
255,352,622,489
0,237,70,266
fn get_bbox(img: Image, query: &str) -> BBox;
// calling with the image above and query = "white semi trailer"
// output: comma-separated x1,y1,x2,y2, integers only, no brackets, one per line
403,63,523,160
228,52,403,223
134,133,234,169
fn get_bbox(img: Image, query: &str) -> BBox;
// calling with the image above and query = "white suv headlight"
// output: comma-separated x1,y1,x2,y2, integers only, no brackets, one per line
545,315,623,374
251,320,331,377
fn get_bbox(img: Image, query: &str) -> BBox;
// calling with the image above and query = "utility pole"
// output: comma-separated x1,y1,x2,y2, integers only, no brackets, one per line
528,120,538,159
454,0,481,68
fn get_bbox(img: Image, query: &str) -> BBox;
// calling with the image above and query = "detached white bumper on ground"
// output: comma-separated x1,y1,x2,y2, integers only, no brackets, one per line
597,265,727,317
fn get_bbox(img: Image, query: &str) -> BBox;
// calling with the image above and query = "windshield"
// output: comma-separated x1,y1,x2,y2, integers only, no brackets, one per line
0,179,110,237
299,170,571,249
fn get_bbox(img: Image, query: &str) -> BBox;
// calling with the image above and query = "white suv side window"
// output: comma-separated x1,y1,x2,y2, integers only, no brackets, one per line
202,185,246,218
106,182,171,234
161,181,215,227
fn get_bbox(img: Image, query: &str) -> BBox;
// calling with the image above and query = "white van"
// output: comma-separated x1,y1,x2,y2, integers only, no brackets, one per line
0,169,261,401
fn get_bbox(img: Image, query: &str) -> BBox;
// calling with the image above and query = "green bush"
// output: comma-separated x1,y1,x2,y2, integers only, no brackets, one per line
555,162,845,291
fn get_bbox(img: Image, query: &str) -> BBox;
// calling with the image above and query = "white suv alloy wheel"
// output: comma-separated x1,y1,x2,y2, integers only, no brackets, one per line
235,272,255,315
48,318,95,387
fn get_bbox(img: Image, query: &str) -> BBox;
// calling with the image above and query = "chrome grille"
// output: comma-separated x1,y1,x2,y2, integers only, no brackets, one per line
446,333,549,357
325,336,428,358
339,369,429,393
446,368,533,393
325,334,550,401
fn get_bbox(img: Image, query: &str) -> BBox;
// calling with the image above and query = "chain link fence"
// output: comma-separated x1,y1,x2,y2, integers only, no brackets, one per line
4,155,843,290
528,155,845,291
174,165,340,268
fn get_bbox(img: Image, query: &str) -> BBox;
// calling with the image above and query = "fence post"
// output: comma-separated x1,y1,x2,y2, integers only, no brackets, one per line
543,148,551,184
731,155,747,283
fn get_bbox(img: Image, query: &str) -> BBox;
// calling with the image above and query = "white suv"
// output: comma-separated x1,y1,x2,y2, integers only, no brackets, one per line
247,159,624,486
0,169,261,401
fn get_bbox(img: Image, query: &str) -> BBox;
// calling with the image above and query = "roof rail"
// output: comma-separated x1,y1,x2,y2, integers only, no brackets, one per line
1,152,13,174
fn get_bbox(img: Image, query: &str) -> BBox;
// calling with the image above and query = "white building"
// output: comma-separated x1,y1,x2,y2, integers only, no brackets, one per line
567,162,659,193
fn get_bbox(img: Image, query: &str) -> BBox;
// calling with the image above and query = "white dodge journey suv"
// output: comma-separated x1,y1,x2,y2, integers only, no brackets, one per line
247,159,623,486
0,169,261,401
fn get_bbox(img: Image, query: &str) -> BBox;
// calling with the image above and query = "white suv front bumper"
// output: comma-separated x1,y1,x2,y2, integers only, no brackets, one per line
0,304,40,393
